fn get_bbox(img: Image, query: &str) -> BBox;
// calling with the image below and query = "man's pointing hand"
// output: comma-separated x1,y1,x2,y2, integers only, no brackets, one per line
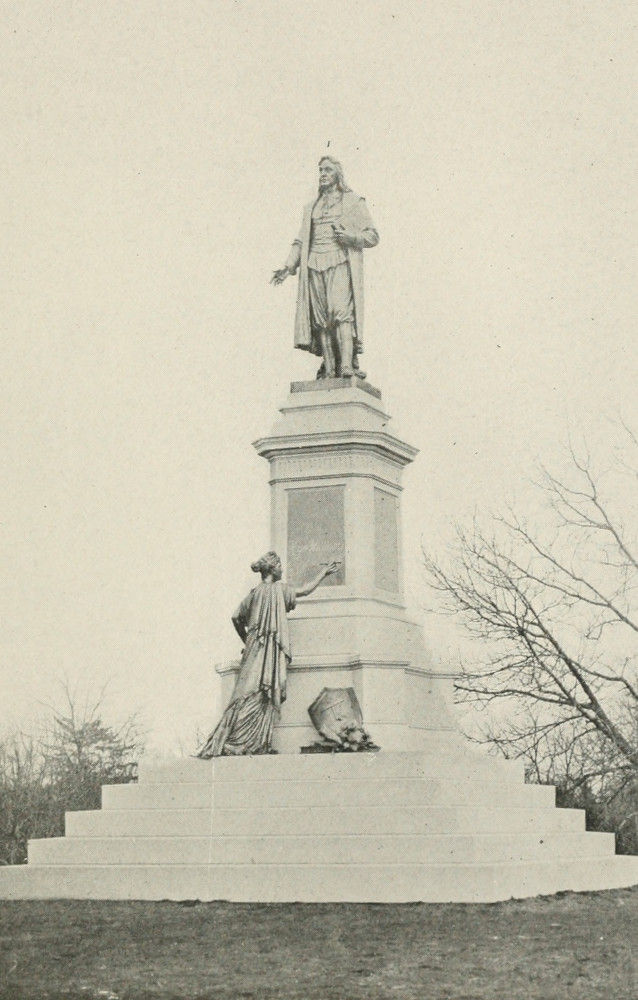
271,268,289,285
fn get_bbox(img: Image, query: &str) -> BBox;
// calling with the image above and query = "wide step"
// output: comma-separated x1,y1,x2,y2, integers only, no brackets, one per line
101,776,555,811
29,830,615,866
138,751,525,785
65,804,584,838
1,855,637,903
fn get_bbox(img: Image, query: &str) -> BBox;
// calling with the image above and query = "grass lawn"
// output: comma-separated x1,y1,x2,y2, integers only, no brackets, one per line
0,887,636,1000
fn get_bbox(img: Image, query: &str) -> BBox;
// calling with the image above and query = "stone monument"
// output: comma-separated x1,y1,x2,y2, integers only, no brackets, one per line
1,158,636,902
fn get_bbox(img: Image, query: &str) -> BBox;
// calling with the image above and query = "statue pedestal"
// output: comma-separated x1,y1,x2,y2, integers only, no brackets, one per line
218,379,457,752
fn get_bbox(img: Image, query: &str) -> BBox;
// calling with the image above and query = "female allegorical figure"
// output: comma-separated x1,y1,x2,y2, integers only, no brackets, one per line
197,552,338,757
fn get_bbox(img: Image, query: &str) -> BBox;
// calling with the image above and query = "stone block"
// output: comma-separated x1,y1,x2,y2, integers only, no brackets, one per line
65,808,212,838
29,836,211,866
102,782,213,811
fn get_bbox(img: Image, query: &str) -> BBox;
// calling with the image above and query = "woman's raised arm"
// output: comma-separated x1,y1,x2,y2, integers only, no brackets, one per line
295,561,340,598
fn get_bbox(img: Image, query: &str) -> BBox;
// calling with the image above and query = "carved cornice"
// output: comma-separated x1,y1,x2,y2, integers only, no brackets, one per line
253,430,418,468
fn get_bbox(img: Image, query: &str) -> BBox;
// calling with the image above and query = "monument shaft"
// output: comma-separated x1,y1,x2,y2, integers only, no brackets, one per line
217,378,457,752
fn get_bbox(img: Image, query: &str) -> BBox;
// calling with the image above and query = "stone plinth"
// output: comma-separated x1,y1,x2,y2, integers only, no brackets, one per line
217,379,456,752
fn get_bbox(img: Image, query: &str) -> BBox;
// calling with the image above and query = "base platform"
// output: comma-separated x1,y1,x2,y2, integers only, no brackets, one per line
1,740,636,902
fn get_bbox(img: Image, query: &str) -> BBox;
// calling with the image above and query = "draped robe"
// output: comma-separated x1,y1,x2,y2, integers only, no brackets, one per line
197,581,296,757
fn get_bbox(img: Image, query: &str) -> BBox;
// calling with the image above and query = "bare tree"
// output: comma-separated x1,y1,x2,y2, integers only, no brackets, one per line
41,682,142,812
423,429,637,834
0,734,59,865
0,684,143,865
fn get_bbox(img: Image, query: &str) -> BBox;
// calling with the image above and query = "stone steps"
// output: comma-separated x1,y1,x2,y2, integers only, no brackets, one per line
1,752,636,902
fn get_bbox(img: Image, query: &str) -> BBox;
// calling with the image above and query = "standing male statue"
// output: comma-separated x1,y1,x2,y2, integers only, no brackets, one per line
271,157,379,380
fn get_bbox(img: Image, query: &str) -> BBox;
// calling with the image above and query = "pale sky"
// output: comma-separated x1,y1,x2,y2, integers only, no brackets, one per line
2,1,636,753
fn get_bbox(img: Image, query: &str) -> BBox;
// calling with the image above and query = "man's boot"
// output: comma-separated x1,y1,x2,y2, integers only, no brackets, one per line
337,322,355,378
352,353,367,380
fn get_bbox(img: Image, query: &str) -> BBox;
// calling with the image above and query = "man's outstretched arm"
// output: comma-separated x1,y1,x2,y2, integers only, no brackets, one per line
271,228,302,285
